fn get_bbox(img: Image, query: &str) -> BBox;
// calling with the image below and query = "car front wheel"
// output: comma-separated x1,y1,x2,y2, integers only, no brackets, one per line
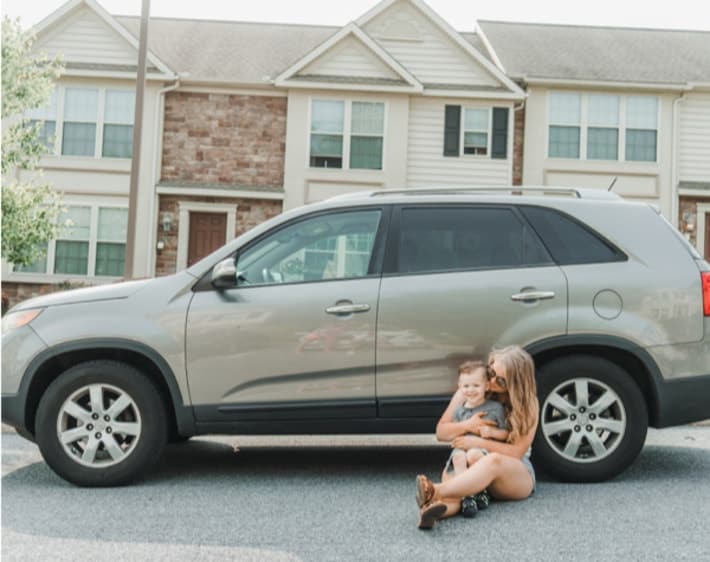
532,355,648,482
35,360,168,486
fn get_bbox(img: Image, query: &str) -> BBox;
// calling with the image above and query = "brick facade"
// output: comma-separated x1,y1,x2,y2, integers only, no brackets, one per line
155,195,282,277
161,92,287,188
512,105,525,186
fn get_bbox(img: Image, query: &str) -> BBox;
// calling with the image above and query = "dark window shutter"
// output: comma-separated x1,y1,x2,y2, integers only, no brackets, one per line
491,107,509,159
443,105,461,157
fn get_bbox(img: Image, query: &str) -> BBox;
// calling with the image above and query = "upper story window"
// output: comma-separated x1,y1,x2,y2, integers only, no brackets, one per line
444,105,509,159
309,99,384,170
548,92,658,162
463,108,490,155
27,86,135,159
14,203,128,278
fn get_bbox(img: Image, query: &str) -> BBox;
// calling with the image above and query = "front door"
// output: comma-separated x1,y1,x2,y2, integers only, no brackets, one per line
186,208,387,423
188,212,227,266
376,204,568,418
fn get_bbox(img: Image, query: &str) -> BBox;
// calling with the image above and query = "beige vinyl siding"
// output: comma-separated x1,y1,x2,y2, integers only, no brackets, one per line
300,36,401,80
363,2,499,87
37,7,138,66
406,98,510,187
679,93,710,182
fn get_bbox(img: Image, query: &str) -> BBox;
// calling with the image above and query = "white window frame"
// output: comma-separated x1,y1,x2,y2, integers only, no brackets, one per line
307,97,387,171
6,196,129,283
696,204,710,258
461,106,491,157
547,91,659,162
40,85,135,159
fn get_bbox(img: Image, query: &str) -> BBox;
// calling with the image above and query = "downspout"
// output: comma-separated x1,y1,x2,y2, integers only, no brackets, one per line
671,87,690,229
512,97,526,186
147,75,183,277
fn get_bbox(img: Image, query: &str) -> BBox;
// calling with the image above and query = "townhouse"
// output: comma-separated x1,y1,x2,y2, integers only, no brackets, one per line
2,0,709,309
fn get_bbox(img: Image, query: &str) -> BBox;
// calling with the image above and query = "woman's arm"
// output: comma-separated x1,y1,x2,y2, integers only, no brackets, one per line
435,391,496,442
451,419,538,459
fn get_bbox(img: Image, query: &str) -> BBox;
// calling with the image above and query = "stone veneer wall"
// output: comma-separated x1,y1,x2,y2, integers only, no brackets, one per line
161,92,287,187
155,195,282,277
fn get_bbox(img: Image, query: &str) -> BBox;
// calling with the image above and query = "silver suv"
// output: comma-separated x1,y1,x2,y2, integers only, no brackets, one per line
3,187,709,486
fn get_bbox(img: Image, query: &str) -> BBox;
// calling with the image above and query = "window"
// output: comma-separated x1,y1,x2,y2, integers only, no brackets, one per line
397,207,551,274
310,100,384,170
12,204,128,278
443,106,509,159
587,94,619,160
520,206,626,265
463,109,489,155
236,210,382,286
55,207,91,274
626,96,658,162
30,86,135,158
548,92,581,158
27,89,57,151
310,100,344,168
103,90,135,158
62,88,99,156
350,102,384,169
96,208,128,276
548,92,658,162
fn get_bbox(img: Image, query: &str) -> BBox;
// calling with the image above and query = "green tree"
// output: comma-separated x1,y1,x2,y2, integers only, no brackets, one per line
2,16,64,266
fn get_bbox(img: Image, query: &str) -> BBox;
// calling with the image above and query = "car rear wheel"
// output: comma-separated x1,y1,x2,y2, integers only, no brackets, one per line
36,360,168,486
533,355,648,482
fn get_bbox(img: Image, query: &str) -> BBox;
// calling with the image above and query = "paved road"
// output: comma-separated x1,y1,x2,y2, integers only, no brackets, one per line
3,428,710,561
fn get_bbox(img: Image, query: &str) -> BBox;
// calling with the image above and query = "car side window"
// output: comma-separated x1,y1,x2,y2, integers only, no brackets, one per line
520,206,626,265
396,206,552,274
236,209,382,286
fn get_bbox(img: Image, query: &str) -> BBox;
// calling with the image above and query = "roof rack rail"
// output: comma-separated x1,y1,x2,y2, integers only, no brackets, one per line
368,186,621,200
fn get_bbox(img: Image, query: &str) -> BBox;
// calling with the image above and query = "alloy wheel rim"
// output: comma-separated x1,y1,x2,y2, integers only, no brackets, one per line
56,383,142,468
541,378,626,464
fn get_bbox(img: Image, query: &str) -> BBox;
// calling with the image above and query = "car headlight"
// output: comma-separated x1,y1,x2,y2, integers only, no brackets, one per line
1,308,44,336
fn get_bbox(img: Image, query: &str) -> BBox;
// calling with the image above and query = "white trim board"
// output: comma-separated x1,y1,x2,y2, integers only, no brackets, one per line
157,186,284,200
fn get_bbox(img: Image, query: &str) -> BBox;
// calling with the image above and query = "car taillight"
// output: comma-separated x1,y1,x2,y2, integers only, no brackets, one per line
703,272,710,317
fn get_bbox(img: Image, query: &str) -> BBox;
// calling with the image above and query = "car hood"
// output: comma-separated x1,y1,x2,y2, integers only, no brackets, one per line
10,278,155,311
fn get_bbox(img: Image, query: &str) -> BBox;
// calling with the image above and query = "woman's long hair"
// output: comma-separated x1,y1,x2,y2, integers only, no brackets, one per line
488,346,539,444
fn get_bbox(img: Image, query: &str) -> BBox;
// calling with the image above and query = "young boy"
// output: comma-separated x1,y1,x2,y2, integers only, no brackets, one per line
445,361,509,517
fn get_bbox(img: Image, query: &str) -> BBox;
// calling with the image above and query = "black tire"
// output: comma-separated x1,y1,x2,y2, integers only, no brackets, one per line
533,355,648,482
35,360,168,487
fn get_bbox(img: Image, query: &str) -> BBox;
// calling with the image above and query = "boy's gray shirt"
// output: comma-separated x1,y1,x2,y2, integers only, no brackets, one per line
452,399,506,430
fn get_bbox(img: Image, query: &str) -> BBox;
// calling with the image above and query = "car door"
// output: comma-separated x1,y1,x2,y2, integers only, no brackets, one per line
186,207,389,423
376,204,568,418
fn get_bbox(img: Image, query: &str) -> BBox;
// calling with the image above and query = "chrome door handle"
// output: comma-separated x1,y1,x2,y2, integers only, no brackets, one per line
511,291,556,302
325,304,371,315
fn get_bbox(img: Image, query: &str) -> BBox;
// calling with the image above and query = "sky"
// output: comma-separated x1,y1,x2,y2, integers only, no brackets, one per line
3,0,710,32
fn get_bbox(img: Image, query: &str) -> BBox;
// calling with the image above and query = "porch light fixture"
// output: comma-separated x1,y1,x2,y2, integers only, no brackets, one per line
161,212,173,232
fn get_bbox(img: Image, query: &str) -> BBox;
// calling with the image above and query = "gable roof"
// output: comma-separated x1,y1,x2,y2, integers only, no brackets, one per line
478,20,710,87
274,23,423,92
356,0,524,96
34,0,173,77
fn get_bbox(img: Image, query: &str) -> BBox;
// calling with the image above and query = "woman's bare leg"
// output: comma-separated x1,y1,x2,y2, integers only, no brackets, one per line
436,453,533,501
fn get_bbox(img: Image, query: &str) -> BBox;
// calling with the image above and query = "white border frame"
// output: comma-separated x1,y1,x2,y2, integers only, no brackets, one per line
176,202,237,271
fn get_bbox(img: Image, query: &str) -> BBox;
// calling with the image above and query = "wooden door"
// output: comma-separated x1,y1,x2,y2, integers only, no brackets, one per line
188,212,227,266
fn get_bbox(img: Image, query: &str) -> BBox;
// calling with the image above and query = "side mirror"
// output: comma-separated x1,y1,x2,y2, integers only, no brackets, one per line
211,258,237,289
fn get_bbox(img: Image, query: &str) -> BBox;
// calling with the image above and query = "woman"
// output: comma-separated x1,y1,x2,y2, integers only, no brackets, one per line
416,345,539,529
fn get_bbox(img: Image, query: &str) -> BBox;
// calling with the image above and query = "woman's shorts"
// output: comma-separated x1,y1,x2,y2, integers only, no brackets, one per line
521,456,536,495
